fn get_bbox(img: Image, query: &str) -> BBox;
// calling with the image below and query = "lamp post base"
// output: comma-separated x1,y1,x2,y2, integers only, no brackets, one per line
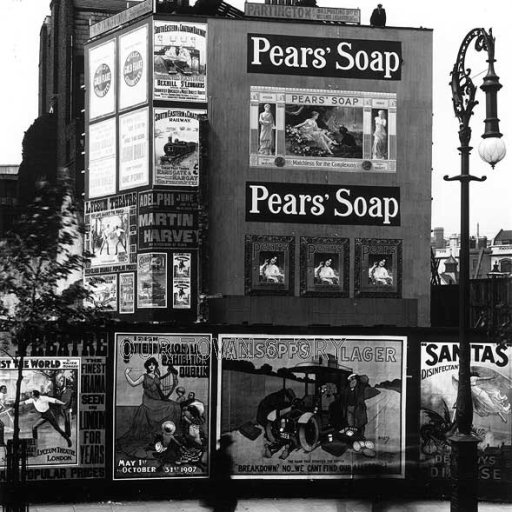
448,433,480,512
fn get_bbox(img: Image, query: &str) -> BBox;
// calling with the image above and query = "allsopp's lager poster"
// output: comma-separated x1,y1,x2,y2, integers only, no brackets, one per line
218,335,406,478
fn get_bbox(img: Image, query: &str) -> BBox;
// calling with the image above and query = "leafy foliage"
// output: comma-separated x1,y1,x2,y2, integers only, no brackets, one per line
0,182,106,341
0,181,107,499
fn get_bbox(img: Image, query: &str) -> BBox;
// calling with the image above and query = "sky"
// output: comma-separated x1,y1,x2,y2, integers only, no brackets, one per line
0,0,510,238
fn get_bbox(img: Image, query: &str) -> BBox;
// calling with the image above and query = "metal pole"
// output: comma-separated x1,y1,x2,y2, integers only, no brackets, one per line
447,141,479,512
444,27,503,512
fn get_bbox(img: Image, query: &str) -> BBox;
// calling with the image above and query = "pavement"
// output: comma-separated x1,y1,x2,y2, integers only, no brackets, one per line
28,499,512,512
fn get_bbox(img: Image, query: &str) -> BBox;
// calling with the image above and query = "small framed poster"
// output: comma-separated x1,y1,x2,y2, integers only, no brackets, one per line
300,236,349,297
245,235,294,296
355,238,402,298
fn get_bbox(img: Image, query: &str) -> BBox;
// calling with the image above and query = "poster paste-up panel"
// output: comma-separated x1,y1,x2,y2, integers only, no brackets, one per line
249,86,396,172
420,342,512,482
153,21,207,103
0,334,108,481
88,118,117,199
137,253,167,309
84,273,118,312
89,39,116,120
119,108,150,191
113,333,211,479
219,335,406,479
119,25,148,110
85,205,137,273
138,190,199,250
154,108,204,187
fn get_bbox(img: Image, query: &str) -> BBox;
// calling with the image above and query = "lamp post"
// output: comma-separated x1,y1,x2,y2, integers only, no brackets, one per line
444,28,505,512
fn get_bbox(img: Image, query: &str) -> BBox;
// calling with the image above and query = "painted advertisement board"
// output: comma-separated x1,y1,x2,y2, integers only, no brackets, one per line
246,182,400,226
153,21,207,102
218,335,406,478
249,86,397,172
113,333,211,479
420,342,512,482
247,34,402,80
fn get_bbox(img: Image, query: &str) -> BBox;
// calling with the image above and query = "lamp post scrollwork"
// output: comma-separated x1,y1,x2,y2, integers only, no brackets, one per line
444,28,505,512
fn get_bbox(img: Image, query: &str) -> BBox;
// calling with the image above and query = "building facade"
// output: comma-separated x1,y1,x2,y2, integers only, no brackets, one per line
38,0,142,198
83,1,433,327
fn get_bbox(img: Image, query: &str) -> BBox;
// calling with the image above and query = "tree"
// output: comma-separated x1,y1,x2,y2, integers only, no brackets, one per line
0,181,107,511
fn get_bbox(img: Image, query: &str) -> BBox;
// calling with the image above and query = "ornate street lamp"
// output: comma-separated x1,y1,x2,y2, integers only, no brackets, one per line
444,28,505,512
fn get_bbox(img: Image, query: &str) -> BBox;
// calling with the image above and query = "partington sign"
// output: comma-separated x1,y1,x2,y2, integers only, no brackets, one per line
245,2,360,24
90,0,152,38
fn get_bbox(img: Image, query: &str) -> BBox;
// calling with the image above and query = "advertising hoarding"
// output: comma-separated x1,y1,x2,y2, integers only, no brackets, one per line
0,334,108,481
88,118,117,199
250,86,397,172
84,274,118,312
89,39,116,120
113,333,211,479
153,21,207,102
299,237,349,297
119,108,150,191
138,190,199,250
154,108,204,187
218,335,407,478
119,25,148,110
137,253,168,309
244,235,295,296
119,273,135,314
85,205,137,273
172,253,192,309
247,34,402,80
420,342,512,482
246,182,400,226
245,3,360,23
354,238,402,298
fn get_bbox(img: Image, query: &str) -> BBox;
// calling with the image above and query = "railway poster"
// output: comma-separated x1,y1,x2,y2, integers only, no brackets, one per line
153,108,204,187
113,333,211,479
420,342,512,482
218,335,406,478
153,21,207,102
249,86,396,172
